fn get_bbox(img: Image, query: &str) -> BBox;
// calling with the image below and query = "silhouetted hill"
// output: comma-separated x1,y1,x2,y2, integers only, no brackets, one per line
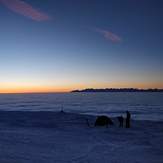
71,88,163,93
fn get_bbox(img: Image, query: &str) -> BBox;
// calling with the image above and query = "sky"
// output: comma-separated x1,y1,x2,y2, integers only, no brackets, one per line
0,0,163,93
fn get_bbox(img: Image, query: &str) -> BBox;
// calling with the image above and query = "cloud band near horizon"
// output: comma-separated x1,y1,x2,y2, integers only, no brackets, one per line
0,0,50,21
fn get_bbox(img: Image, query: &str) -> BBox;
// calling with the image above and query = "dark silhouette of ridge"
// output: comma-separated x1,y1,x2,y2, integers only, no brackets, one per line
71,88,163,93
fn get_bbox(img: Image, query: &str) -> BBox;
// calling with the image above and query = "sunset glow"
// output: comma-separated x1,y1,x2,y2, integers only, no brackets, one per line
0,0,162,93
0,81,162,93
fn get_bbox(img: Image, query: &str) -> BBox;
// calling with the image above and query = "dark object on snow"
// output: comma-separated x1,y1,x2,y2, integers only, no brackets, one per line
60,110,64,113
117,116,124,127
95,116,113,127
126,111,131,128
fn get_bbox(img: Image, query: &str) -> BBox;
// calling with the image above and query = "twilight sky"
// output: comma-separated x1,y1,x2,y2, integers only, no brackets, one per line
0,0,163,93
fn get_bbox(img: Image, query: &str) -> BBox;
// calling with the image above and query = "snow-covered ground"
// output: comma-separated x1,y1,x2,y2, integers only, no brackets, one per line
0,92,163,121
0,111,163,163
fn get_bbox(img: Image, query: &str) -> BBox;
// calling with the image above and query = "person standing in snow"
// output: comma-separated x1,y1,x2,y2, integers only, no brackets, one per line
126,111,131,128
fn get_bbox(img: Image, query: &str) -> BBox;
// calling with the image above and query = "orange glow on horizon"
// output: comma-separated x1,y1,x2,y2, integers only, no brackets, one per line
0,81,162,93
0,86,70,93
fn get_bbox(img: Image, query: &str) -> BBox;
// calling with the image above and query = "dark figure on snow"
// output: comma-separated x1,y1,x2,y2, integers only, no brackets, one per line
126,111,131,128
95,115,114,127
117,116,124,127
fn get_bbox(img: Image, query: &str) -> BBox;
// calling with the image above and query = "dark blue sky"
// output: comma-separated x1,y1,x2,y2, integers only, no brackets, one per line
0,0,162,92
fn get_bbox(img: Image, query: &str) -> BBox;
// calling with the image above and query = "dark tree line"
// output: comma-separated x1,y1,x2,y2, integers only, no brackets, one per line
71,88,163,93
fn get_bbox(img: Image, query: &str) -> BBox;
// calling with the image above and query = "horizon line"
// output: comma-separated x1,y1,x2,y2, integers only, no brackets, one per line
0,87,163,94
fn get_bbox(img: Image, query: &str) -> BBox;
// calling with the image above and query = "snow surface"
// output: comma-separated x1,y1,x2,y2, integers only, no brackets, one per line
0,92,163,121
0,111,163,163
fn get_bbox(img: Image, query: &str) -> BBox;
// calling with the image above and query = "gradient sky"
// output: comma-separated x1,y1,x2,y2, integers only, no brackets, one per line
0,0,163,93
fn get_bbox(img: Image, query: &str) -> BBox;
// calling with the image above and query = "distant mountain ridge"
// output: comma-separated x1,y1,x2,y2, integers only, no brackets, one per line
71,88,163,93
